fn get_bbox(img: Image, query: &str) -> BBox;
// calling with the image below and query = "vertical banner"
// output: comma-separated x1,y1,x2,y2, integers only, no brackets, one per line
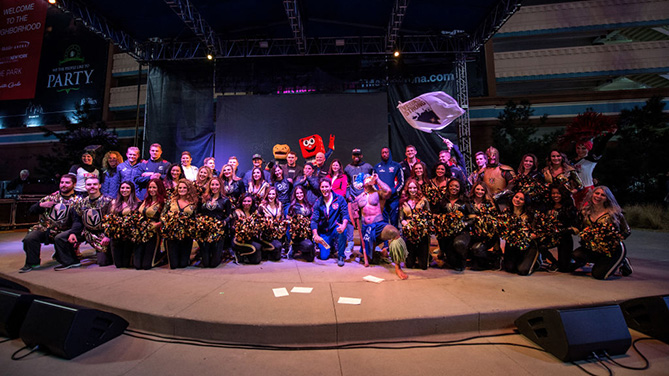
0,0,47,100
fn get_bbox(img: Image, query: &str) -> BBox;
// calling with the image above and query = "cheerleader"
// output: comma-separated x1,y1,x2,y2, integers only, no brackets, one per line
197,177,232,268
501,191,539,276
464,183,501,270
110,181,140,268
195,166,213,198
423,163,449,208
247,167,270,201
163,163,184,200
540,184,578,272
542,150,583,196
572,186,632,279
434,178,469,271
134,178,167,270
399,179,431,270
232,194,262,264
163,179,197,269
288,186,315,262
258,187,284,261
220,163,245,203
410,161,429,188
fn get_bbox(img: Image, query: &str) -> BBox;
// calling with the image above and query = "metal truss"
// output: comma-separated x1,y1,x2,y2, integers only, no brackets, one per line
54,0,144,60
283,0,307,55
454,53,473,173
385,0,409,52
468,0,521,52
163,0,219,54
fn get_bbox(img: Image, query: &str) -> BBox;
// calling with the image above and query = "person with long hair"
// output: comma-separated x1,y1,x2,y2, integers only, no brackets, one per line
538,183,578,272
399,178,430,270
197,177,232,268
195,165,213,198
258,187,284,261
232,193,262,264
109,181,140,268
271,164,293,217
135,178,167,269
501,191,540,276
572,186,632,279
516,154,543,180
247,166,270,201
542,150,583,196
464,183,501,270
288,186,315,262
69,151,100,197
220,163,245,203
411,161,429,188
164,163,184,199
101,150,123,198
508,153,548,211
423,162,450,209
294,163,320,205
327,159,347,197
163,179,198,269
433,178,469,271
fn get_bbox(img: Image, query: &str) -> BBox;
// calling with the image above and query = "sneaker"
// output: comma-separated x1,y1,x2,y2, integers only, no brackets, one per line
19,264,39,273
547,262,559,273
337,256,345,267
54,263,81,271
620,257,633,276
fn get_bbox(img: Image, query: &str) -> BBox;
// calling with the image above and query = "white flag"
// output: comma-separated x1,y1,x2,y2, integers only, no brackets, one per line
397,91,465,133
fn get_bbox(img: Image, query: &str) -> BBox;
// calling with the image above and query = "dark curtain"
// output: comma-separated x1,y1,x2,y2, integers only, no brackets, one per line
145,62,214,166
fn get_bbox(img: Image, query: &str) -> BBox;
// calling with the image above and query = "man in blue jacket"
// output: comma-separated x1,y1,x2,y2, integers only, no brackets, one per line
135,143,170,200
375,147,404,227
311,177,350,267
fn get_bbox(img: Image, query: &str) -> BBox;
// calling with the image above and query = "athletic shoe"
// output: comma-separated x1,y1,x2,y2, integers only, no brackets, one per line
546,263,559,273
19,264,39,273
54,263,81,271
337,256,345,267
620,257,633,276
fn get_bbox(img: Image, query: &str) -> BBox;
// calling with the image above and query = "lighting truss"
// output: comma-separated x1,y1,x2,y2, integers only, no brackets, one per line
455,53,473,173
468,0,521,52
283,0,307,55
386,0,409,52
163,0,219,54
53,0,144,60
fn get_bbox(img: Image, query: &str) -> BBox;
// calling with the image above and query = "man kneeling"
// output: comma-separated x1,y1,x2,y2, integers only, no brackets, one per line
357,174,408,279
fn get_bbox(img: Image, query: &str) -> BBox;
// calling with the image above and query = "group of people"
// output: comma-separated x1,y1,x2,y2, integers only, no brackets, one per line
20,135,633,281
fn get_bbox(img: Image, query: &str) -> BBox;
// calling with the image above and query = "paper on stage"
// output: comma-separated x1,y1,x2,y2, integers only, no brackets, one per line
273,288,289,297
363,275,384,283
291,287,313,293
338,297,362,305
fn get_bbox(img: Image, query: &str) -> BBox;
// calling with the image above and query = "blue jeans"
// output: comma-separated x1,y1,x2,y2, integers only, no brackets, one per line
317,228,347,260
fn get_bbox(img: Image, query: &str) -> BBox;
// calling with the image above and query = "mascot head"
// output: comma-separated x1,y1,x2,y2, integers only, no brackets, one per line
299,134,325,159
273,144,290,161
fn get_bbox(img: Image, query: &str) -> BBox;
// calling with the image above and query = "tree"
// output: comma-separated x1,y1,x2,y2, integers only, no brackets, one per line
492,100,559,167
36,101,118,180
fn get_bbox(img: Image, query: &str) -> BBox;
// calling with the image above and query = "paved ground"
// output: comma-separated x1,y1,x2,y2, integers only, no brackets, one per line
1,228,668,375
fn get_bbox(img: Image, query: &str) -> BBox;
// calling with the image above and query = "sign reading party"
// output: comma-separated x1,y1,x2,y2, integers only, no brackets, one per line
0,0,47,100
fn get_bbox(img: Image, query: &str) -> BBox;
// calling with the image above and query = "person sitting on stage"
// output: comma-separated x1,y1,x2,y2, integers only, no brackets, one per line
197,177,232,268
356,173,408,279
109,181,140,268
258,187,284,261
572,186,632,279
232,193,262,265
433,178,469,272
20,174,82,273
162,179,198,269
135,178,167,270
501,191,540,276
71,176,113,266
311,177,349,266
464,183,501,271
399,179,431,270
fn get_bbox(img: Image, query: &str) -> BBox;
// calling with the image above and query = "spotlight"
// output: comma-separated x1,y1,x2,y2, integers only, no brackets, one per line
48,0,56,3
259,41,269,48
206,53,213,60
393,51,400,58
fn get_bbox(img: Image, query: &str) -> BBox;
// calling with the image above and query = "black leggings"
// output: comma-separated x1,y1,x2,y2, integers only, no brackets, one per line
468,236,499,270
503,242,539,276
572,241,626,280
112,239,134,268
260,239,283,261
134,234,160,270
404,236,430,270
292,238,315,262
166,238,193,269
233,238,262,264
437,232,470,270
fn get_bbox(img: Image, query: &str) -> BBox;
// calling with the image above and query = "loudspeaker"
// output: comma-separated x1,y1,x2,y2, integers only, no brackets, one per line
620,295,669,344
0,277,30,293
0,289,46,339
515,305,631,362
19,299,129,359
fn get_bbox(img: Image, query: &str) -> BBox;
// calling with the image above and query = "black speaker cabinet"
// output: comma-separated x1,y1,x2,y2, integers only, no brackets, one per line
0,277,30,293
620,295,669,344
0,289,45,339
19,299,129,359
515,305,631,362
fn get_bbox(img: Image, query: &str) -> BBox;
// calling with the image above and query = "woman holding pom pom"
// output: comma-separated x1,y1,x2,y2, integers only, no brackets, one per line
500,191,540,276
464,183,501,270
433,178,469,271
134,178,167,269
232,194,263,264
162,179,198,269
288,186,315,262
196,177,232,268
109,181,140,268
399,179,431,270
258,187,284,261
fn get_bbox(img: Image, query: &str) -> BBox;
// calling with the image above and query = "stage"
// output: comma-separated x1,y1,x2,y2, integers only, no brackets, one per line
1,229,669,375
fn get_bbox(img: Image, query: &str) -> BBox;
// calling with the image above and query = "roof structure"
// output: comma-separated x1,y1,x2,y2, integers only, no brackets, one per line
53,0,521,60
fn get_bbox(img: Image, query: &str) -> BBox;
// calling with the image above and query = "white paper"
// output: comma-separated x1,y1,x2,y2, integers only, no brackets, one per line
290,287,313,294
273,288,289,297
363,275,385,283
338,297,362,305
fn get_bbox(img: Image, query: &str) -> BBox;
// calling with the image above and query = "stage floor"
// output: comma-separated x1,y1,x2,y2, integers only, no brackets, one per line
1,229,669,375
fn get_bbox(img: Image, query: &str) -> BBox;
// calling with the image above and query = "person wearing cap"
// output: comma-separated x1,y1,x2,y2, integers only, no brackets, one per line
344,148,374,257
243,154,271,182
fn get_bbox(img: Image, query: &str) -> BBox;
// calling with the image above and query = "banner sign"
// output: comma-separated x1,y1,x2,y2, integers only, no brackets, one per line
0,0,47,100
397,91,465,133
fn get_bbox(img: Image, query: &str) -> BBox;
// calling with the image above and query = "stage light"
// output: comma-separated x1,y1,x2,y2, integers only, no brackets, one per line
335,39,345,47
393,51,400,57
48,0,56,4
206,53,213,60
259,41,269,48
